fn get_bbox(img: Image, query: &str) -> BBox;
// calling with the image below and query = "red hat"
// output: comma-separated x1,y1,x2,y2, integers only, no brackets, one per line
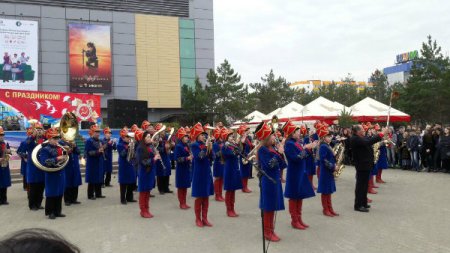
46,127,60,139
282,120,298,138
155,123,163,131
120,127,129,138
89,124,100,136
255,121,272,141
141,120,152,130
300,125,307,136
134,129,144,142
213,127,222,140
130,124,139,132
190,123,206,141
185,127,191,134
103,127,111,134
317,125,330,138
203,123,210,132
220,127,233,141
26,127,33,136
176,127,188,140
0,126,4,135
313,121,322,130
237,124,249,136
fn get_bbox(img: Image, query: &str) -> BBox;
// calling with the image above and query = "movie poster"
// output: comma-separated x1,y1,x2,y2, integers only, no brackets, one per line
0,18,38,91
68,23,112,93
0,89,101,131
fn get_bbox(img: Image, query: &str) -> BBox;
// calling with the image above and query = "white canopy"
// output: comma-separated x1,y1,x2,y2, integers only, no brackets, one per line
350,97,410,122
234,110,267,125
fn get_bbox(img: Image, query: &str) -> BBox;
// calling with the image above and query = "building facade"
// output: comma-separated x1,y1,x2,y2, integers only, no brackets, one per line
290,80,373,93
383,50,418,85
0,0,214,122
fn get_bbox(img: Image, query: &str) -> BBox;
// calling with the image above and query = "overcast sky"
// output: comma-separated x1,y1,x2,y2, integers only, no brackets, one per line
214,0,450,84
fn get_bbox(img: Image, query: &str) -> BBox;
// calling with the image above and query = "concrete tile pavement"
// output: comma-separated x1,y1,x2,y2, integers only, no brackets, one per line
0,167,449,253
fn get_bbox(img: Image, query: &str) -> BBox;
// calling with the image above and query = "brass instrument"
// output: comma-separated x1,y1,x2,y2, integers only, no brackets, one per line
204,126,215,154
151,125,167,170
373,141,381,164
31,113,78,172
0,145,11,168
332,142,346,178
242,142,261,165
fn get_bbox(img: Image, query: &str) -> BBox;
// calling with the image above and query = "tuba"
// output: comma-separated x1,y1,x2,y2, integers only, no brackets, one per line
126,132,136,162
333,141,346,178
31,113,78,172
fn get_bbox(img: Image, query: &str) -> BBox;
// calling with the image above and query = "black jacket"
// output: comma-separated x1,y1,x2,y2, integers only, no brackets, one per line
350,134,382,171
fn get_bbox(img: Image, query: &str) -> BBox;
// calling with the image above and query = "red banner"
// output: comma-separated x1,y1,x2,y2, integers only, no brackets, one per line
0,89,100,129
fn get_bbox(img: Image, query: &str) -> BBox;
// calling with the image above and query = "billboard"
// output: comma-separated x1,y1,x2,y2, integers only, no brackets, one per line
0,89,101,130
0,18,38,91
68,23,112,93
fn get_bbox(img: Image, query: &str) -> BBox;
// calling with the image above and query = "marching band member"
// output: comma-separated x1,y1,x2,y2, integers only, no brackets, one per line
39,128,66,219
117,127,137,204
367,124,379,194
256,121,285,242
26,121,46,210
190,123,214,227
275,130,287,183
17,128,32,191
238,124,253,193
174,127,192,209
221,127,243,217
376,124,388,184
85,125,105,200
61,134,82,206
212,127,225,201
155,123,173,195
317,125,339,217
136,129,159,218
0,127,12,205
303,128,317,190
312,122,322,181
102,127,117,187
283,121,318,229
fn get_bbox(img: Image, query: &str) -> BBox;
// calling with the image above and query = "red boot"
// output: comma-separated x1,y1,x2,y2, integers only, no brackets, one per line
376,169,386,183
230,191,238,217
183,189,191,209
139,192,153,218
317,166,321,180
321,194,333,217
327,194,339,216
226,191,238,217
297,199,309,228
264,211,281,242
242,178,252,193
195,198,203,227
289,199,305,229
202,197,213,227
368,177,378,194
214,178,225,201
367,197,372,203
179,188,190,209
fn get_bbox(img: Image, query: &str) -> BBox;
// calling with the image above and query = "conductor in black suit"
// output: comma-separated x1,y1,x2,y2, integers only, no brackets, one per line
350,124,387,212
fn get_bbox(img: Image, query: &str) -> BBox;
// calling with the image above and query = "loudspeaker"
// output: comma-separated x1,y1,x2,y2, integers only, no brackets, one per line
107,99,148,128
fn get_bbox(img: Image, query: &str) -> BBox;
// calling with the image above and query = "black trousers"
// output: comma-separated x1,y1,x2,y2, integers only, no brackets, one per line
45,196,63,216
87,183,103,198
104,172,112,186
28,183,45,209
157,176,171,193
120,184,135,202
64,187,79,204
0,188,7,204
355,170,370,209
22,177,27,190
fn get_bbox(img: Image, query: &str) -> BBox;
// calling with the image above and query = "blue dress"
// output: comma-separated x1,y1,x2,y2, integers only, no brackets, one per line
0,142,11,188
59,140,82,188
136,144,156,192
102,137,117,174
117,138,136,184
17,140,28,180
222,144,243,191
174,141,192,188
317,143,336,194
156,139,172,177
84,137,104,184
258,146,285,211
240,137,253,178
190,141,213,198
284,138,315,200
377,144,388,170
39,144,65,197
212,141,224,178
303,136,316,176
25,136,45,183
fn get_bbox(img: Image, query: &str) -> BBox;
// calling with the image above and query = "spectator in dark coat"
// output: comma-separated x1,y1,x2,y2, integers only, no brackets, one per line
440,127,450,173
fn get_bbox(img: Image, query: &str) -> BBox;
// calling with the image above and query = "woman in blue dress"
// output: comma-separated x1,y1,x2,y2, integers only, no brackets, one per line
117,128,137,204
174,127,192,209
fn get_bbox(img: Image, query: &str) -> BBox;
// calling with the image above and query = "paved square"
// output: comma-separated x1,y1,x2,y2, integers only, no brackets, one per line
0,167,449,253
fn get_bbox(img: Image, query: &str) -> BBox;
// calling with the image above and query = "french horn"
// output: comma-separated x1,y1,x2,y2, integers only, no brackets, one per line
31,112,78,172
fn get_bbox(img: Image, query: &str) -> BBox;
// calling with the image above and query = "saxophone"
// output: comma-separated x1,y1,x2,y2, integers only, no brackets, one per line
127,134,136,162
332,142,345,178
